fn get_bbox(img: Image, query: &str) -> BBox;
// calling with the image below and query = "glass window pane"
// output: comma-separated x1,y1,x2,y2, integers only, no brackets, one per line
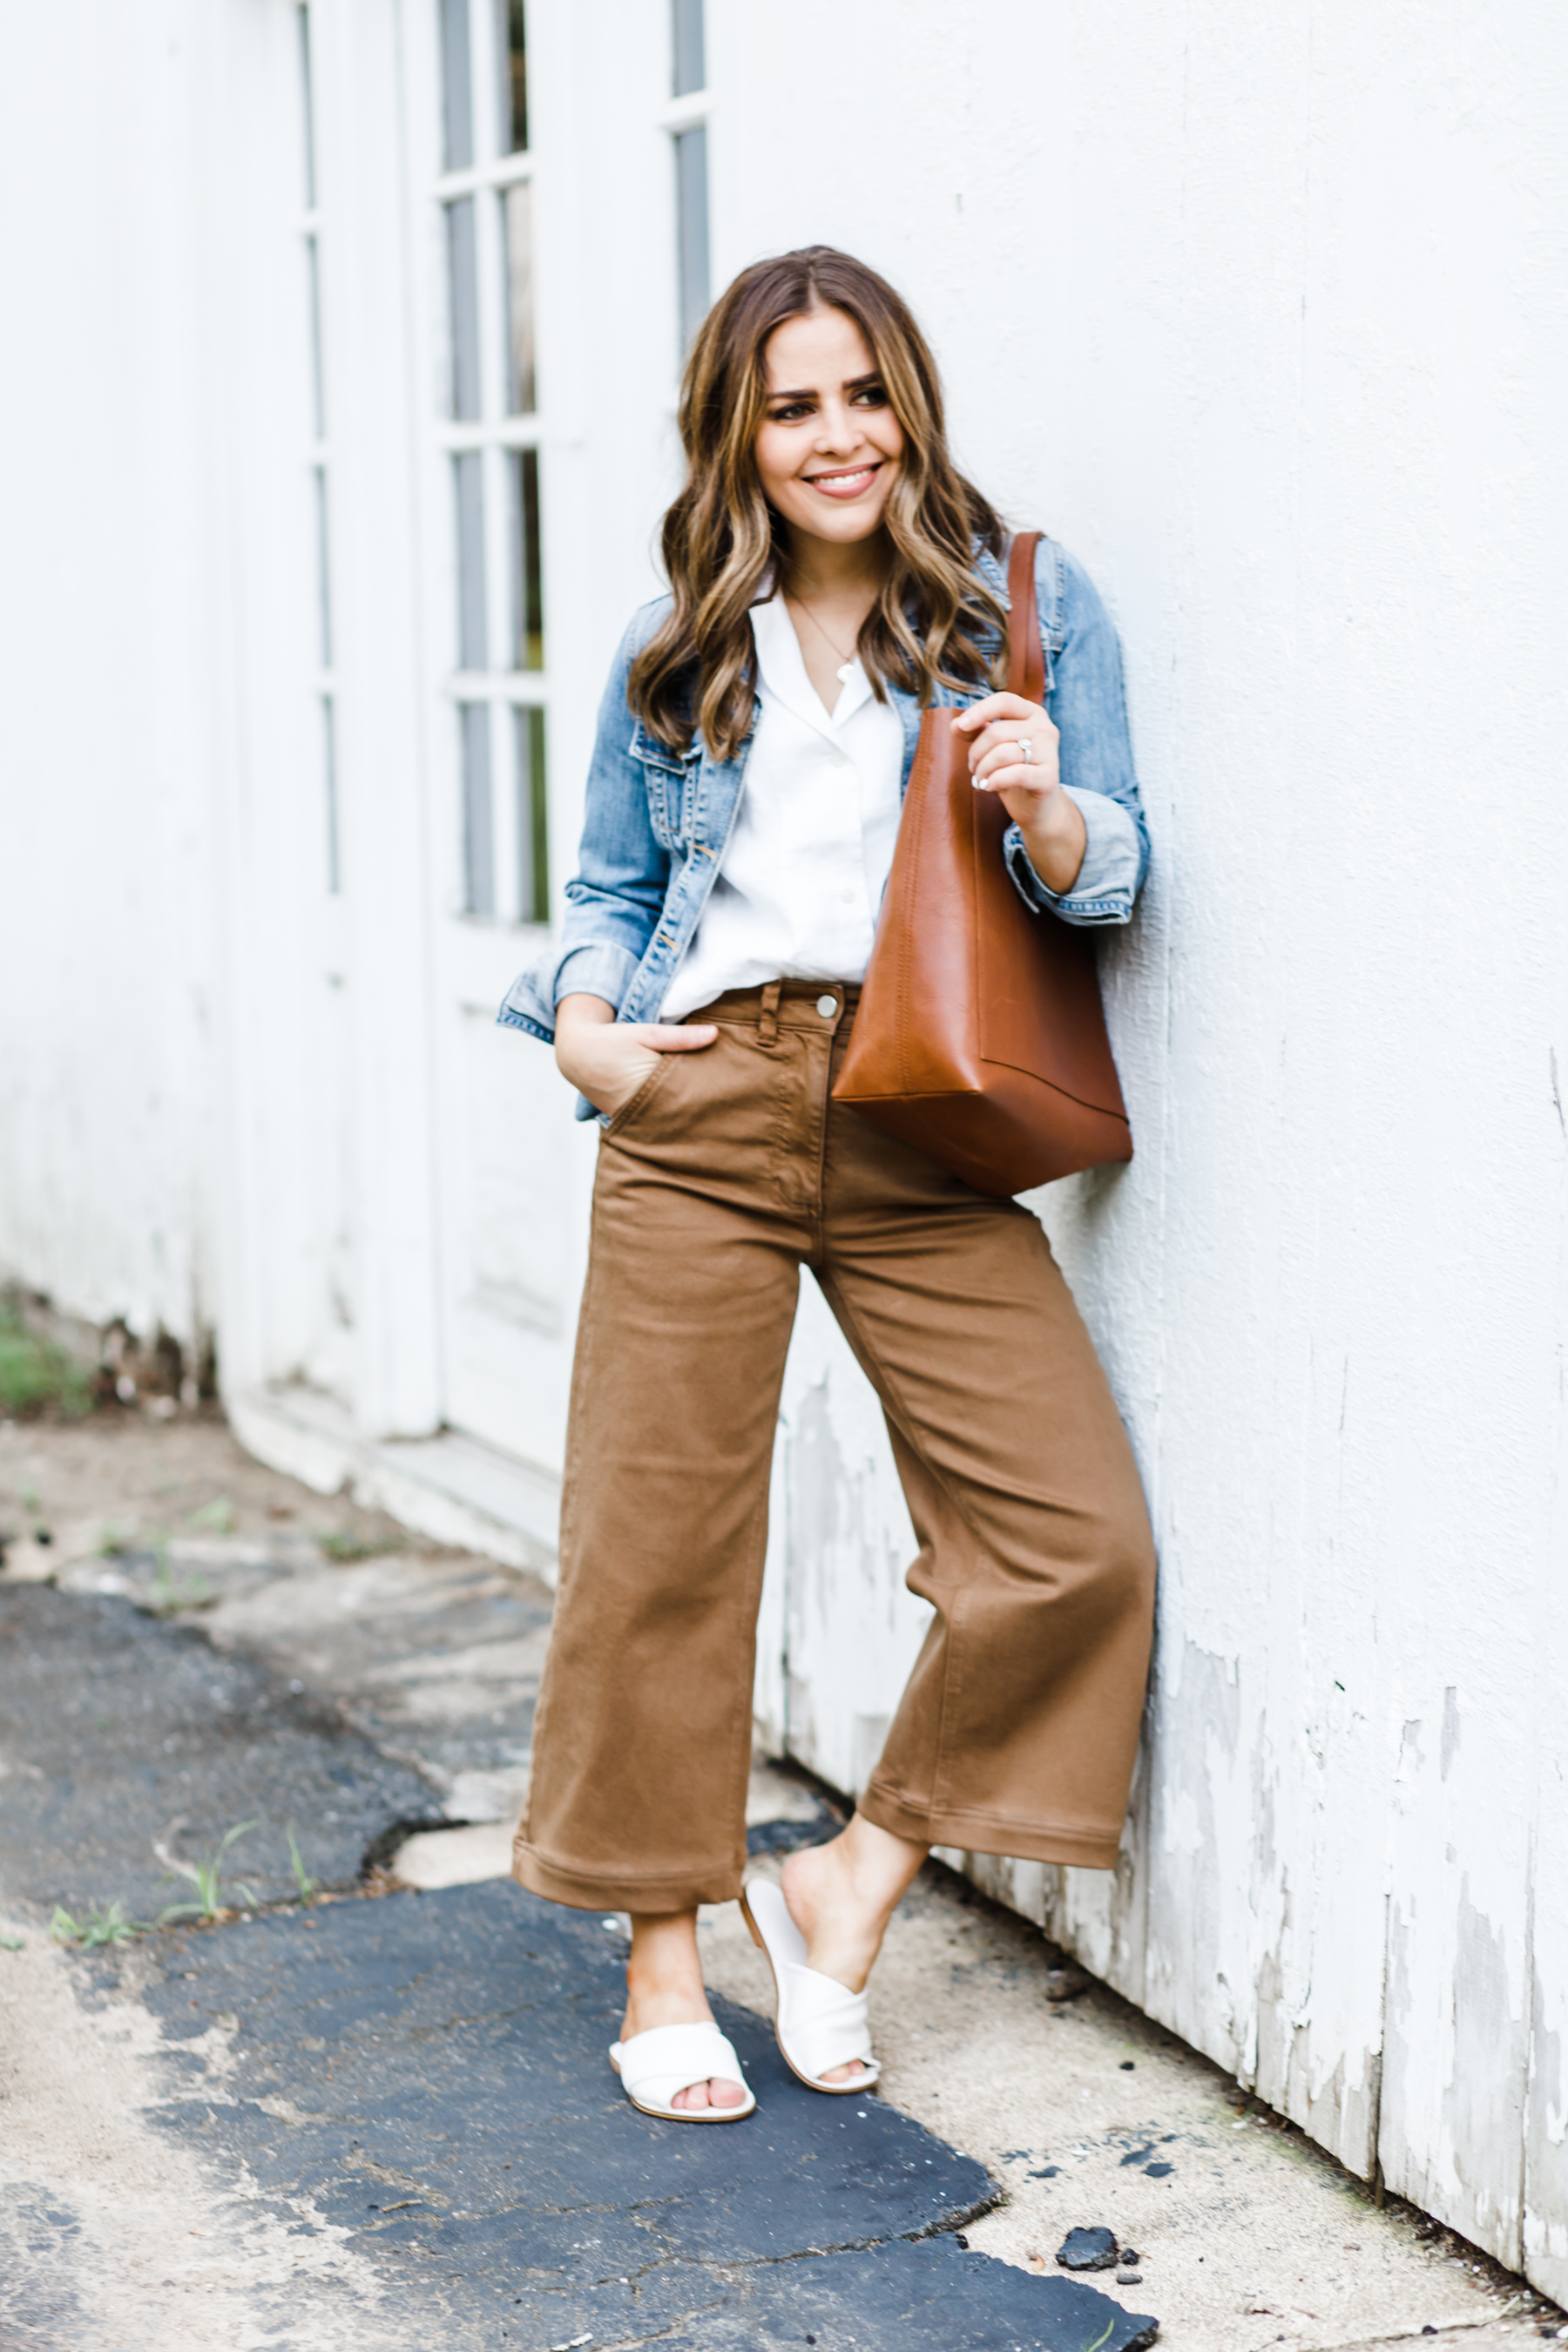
461,703,494,916
502,182,536,415
445,197,481,420
440,0,474,171
516,706,548,923
674,125,710,352
306,234,326,437
672,0,706,98
509,449,543,670
313,465,332,666
498,0,528,154
297,4,317,206
322,694,341,894
453,451,487,670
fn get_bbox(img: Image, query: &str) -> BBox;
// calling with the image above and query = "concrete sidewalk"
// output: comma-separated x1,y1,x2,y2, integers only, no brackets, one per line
1,1412,1560,2352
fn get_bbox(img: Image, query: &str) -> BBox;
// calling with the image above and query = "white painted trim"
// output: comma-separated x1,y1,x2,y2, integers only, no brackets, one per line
433,152,535,199
449,670,548,704
656,90,712,133
230,1382,559,1583
436,418,543,451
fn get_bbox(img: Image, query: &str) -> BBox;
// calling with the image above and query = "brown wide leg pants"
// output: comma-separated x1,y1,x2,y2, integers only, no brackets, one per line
513,980,1156,1915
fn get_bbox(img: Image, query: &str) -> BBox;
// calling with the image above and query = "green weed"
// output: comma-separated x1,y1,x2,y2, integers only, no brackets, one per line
186,1497,236,1536
287,1831,319,1905
51,1901,145,1949
0,1305,92,1421
1,1933,24,1952
318,1531,396,1563
156,1821,259,1923
146,1539,213,1617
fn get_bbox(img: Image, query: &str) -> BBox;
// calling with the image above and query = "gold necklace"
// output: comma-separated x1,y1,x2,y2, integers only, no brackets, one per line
789,596,860,686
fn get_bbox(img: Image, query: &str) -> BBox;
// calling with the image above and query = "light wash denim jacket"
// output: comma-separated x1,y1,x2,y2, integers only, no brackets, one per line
498,536,1147,1114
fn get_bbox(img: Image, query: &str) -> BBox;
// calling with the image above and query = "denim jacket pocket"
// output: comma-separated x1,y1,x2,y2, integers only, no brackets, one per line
628,720,696,853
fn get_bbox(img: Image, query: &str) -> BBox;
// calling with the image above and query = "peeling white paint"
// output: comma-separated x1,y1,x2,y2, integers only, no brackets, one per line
733,0,1568,2290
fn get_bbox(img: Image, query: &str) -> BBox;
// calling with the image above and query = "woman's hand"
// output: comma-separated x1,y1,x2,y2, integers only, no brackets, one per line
554,993,718,1119
952,693,1086,899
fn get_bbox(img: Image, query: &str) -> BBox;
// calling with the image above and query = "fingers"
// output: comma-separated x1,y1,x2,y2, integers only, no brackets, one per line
635,1023,719,1052
978,741,1043,775
973,762,1054,797
956,714,1056,775
972,746,1048,789
951,693,1038,734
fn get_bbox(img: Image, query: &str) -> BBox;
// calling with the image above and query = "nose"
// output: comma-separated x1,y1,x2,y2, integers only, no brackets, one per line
814,397,862,452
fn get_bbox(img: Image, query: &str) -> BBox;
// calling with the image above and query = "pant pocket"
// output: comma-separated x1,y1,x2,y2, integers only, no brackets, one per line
603,1051,678,1139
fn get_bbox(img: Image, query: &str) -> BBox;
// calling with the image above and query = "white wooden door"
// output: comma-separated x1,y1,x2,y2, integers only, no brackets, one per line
397,0,715,1478
409,0,580,1472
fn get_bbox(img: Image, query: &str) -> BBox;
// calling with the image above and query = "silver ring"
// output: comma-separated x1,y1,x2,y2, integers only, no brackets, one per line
1015,737,1033,764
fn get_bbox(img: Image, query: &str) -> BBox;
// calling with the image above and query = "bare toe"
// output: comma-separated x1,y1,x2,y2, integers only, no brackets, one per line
709,2077,747,2108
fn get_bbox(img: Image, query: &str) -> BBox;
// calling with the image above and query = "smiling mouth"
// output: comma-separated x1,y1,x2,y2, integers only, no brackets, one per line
802,462,884,498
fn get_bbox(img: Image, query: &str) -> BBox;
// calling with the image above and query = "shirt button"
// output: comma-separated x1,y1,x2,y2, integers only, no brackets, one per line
815,994,838,1019
840,888,855,904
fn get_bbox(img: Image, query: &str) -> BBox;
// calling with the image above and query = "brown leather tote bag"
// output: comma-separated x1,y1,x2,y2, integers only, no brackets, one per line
831,532,1133,1198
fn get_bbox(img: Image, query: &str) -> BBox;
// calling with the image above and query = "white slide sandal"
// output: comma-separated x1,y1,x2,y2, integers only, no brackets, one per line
740,1878,881,2094
607,2022,757,2123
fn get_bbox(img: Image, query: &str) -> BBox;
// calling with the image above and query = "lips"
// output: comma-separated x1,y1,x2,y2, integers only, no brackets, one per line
803,463,883,500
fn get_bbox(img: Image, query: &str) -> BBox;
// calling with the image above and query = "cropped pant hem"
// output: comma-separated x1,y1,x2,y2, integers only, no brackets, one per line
513,1839,744,1916
856,1781,1124,1871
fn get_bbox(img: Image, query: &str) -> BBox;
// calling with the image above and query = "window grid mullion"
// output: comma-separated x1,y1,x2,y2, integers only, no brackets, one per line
484,443,523,920
440,0,546,925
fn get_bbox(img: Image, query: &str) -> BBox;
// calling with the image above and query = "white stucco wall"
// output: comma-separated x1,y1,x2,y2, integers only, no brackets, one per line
0,1,225,1351
714,0,1568,2292
0,0,387,1402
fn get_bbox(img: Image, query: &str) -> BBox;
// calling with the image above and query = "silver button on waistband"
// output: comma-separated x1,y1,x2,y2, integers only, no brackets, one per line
815,994,838,1019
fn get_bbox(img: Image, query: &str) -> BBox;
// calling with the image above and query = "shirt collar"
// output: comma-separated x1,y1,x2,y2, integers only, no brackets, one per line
750,594,873,737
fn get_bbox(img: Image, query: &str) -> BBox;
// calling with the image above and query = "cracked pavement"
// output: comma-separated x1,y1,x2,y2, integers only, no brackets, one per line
0,1412,1559,2351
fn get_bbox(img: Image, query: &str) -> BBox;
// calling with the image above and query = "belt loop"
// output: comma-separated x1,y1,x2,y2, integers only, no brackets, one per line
758,978,781,1048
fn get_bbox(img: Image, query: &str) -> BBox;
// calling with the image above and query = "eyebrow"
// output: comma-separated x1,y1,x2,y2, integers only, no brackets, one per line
766,369,882,401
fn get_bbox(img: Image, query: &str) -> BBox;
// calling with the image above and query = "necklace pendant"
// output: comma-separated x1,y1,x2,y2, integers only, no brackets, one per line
835,660,855,685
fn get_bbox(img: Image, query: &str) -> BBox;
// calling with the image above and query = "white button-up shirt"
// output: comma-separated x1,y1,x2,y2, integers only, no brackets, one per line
660,595,906,1023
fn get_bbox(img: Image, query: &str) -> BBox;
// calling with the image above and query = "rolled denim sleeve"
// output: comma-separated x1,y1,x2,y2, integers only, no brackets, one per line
1004,547,1149,926
551,942,643,1012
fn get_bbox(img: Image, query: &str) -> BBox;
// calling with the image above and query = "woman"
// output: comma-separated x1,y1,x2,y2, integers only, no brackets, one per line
498,246,1155,2122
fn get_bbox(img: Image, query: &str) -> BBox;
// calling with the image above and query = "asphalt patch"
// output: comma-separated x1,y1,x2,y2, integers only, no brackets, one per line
0,1583,440,1920
109,1880,1159,2349
1058,2224,1120,2271
5,1580,1159,2347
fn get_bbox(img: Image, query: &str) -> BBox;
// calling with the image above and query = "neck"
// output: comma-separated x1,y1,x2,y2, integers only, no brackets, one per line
781,526,892,605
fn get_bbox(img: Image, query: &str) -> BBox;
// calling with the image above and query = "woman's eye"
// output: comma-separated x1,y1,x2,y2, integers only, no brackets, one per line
852,383,889,407
767,402,813,422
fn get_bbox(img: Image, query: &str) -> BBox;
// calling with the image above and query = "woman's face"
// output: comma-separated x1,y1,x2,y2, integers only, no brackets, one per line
754,305,904,549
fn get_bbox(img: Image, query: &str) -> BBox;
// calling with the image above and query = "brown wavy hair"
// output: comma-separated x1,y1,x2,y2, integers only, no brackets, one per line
628,246,1007,760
